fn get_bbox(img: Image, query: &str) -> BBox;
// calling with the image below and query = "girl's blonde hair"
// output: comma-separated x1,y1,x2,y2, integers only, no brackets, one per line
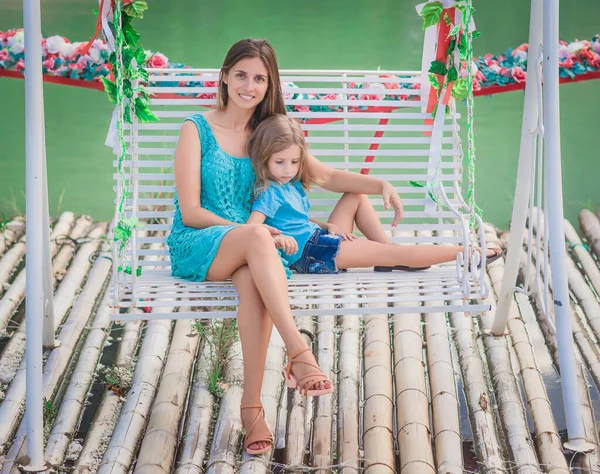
215,38,286,131
248,115,317,195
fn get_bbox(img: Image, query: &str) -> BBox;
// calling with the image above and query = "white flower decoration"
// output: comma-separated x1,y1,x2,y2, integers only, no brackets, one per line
46,35,66,54
58,42,76,58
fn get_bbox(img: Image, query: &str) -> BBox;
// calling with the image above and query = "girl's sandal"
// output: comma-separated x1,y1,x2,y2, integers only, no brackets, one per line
283,347,335,396
240,403,274,455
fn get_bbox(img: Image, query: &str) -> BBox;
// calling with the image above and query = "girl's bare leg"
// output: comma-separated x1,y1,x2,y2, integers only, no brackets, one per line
335,238,464,269
232,265,273,452
335,239,499,269
328,193,390,243
207,225,330,392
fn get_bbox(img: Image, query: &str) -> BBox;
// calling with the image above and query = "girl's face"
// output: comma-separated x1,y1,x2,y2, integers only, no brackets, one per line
223,57,269,110
267,145,302,185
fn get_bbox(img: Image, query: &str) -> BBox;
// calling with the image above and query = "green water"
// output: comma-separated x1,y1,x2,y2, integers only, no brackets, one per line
1,1,599,227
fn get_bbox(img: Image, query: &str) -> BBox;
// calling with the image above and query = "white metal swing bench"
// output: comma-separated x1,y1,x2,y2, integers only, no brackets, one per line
106,3,493,320
110,64,492,321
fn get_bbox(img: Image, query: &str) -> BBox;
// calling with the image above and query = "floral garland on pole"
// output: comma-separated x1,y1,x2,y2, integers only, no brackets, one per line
418,0,482,223
103,0,156,276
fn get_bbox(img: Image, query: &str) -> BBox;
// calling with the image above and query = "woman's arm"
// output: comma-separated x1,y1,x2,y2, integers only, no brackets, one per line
307,154,405,226
174,121,238,229
309,217,329,230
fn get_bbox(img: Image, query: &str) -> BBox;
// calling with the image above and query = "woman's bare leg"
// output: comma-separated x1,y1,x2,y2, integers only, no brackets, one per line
327,193,390,243
232,265,273,452
207,225,330,392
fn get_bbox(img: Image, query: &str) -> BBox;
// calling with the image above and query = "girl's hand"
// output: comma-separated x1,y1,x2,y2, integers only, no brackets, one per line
273,234,299,255
326,223,356,241
382,181,404,226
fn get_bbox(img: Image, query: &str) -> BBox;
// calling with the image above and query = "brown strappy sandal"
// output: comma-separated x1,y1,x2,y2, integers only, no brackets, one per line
240,403,274,455
283,347,335,396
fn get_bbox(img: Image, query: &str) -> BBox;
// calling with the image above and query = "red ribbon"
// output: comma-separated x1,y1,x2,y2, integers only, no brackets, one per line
80,0,135,55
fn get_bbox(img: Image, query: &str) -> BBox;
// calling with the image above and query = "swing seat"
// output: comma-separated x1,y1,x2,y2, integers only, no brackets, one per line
111,68,491,321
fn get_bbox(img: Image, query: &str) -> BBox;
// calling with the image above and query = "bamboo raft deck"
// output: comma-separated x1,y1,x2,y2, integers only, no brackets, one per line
1,210,600,473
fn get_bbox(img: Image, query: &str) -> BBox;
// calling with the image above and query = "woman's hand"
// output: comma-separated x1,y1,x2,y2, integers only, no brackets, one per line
326,223,356,241
273,234,299,255
382,181,404,227
240,223,282,236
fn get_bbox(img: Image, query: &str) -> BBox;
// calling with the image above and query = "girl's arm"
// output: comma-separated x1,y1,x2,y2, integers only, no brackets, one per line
247,211,267,225
174,121,238,229
306,153,404,226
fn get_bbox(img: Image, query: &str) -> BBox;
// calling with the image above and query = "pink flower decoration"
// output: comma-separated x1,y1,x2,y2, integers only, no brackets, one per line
77,55,92,67
499,67,511,77
0,50,8,61
147,53,168,68
514,43,528,52
42,58,55,70
297,106,310,112
472,79,481,91
15,58,25,72
560,58,574,69
511,66,527,83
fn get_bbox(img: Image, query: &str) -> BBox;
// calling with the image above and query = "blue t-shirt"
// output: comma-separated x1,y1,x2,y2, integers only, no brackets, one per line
251,181,320,265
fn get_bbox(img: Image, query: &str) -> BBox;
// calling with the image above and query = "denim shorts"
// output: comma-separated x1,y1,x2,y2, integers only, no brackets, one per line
290,229,343,274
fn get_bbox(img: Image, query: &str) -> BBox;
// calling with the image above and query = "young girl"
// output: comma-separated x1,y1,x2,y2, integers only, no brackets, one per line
247,115,503,274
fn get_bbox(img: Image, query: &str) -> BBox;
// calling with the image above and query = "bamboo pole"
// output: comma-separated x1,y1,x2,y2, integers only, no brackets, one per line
44,289,114,466
50,215,93,283
310,311,337,473
0,223,107,452
0,217,24,258
0,235,112,473
529,211,600,382
284,316,314,470
423,292,462,474
95,315,174,474
506,234,600,470
239,327,287,473
72,309,145,474
174,334,214,474
391,230,434,474
579,209,600,261
449,306,508,473
73,240,162,474
0,213,79,332
0,234,25,301
337,303,361,474
362,298,395,474
483,225,568,473
564,218,600,297
206,339,244,474
134,315,199,474
392,300,434,474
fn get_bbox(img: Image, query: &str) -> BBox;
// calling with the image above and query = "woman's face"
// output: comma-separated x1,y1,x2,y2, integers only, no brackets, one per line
223,57,269,110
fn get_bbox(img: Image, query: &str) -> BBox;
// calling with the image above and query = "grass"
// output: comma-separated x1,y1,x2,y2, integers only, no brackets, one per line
191,318,239,396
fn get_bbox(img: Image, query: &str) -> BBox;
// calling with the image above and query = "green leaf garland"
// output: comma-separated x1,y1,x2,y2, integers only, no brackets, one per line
421,1,444,30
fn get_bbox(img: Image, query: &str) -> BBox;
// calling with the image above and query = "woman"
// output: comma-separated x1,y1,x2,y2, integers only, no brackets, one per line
168,38,409,455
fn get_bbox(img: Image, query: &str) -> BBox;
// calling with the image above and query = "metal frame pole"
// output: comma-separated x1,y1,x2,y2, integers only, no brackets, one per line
542,0,594,452
41,103,57,349
491,0,543,335
22,0,50,470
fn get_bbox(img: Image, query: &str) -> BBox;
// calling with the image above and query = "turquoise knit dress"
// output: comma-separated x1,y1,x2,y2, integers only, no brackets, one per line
166,113,256,281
